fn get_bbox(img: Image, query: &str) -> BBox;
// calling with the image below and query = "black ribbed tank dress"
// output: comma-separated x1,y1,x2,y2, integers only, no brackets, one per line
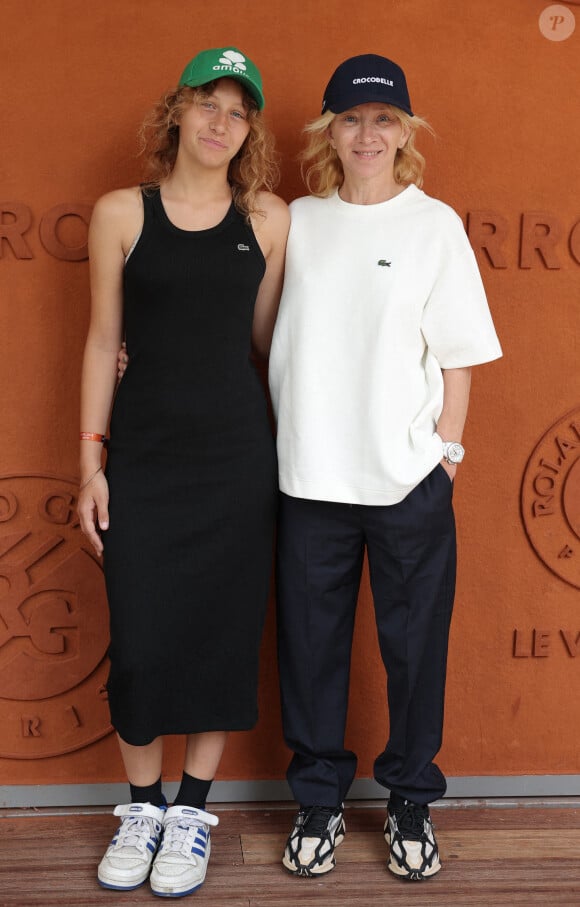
102,189,277,746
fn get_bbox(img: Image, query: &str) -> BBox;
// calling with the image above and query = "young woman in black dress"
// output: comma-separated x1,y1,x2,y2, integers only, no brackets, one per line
78,47,289,898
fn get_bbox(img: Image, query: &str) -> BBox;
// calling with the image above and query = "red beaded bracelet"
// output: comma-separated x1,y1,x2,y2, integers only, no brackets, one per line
80,432,108,443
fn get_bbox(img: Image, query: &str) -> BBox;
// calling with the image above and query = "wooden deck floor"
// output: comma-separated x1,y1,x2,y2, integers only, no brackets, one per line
1,800,579,906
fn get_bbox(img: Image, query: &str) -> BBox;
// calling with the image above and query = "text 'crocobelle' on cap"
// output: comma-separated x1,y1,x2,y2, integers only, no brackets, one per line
321,54,413,117
178,47,265,110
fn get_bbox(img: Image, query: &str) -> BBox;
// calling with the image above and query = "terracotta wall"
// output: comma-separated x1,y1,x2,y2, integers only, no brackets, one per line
1,0,579,789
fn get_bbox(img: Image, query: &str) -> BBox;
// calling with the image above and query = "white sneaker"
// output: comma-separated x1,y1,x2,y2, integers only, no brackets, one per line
98,802,165,890
150,805,219,897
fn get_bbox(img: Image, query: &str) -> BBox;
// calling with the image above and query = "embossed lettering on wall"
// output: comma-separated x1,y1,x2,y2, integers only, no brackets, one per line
513,628,580,657
467,212,580,269
520,408,580,589
2,204,580,268
0,203,92,261
0,475,112,758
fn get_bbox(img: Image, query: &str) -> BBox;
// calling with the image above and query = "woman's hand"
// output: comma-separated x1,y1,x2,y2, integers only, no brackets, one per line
78,470,110,556
118,341,128,379
440,459,457,483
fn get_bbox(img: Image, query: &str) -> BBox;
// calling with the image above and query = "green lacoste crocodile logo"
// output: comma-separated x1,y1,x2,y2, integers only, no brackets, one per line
377,260,391,267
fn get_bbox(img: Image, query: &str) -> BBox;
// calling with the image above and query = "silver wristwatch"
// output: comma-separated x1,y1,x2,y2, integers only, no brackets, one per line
442,441,465,465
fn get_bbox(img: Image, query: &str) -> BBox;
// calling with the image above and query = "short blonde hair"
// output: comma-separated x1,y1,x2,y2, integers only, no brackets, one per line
139,83,279,217
300,107,432,197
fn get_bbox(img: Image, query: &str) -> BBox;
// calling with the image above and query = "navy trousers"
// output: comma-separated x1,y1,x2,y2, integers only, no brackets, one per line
276,464,457,808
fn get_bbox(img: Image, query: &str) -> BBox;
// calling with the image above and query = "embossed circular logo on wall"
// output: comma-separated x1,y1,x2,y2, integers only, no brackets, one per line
521,409,580,589
0,474,112,758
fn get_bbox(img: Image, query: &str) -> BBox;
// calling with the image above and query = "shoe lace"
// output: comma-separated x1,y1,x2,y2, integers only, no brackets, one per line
116,815,158,851
162,817,206,856
394,802,428,840
301,806,339,837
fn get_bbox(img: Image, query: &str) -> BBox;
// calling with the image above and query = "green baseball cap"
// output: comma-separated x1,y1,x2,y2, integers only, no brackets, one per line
178,47,265,110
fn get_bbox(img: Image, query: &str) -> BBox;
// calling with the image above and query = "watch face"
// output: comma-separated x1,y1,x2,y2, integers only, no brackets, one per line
446,442,465,464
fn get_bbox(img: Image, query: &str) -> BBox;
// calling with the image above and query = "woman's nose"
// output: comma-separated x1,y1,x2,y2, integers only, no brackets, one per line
210,111,227,132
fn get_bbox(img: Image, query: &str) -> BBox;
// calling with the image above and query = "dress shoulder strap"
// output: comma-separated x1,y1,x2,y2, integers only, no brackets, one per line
124,188,158,264
140,186,159,217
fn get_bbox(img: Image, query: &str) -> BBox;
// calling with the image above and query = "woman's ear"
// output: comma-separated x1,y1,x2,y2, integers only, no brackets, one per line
398,122,412,149
326,125,336,149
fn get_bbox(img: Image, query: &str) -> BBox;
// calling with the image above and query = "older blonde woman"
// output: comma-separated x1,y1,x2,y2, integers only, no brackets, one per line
269,53,501,882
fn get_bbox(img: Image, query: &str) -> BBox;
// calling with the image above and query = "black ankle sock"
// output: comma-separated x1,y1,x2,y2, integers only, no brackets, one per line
173,772,213,809
129,776,165,807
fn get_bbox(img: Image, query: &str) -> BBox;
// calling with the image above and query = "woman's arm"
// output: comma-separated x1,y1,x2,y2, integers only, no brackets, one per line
78,189,138,554
436,366,472,481
250,193,290,358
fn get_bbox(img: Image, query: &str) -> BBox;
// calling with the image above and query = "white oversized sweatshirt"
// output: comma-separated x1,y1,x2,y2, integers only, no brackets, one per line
268,185,502,506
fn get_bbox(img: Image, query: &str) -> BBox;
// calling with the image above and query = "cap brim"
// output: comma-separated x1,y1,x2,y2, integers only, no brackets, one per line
180,72,264,110
325,91,413,117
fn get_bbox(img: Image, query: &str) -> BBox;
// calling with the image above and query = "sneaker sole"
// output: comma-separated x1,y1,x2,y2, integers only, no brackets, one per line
387,858,441,881
150,880,205,897
282,854,336,877
98,875,148,891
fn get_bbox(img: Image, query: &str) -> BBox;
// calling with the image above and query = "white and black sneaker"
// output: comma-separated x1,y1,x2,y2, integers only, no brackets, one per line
149,805,219,897
384,794,441,881
283,805,345,877
98,802,166,890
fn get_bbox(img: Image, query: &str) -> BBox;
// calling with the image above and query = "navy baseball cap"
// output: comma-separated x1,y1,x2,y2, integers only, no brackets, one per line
321,54,413,116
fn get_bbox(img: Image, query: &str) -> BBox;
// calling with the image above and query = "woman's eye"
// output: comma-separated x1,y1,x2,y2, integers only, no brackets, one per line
231,110,246,120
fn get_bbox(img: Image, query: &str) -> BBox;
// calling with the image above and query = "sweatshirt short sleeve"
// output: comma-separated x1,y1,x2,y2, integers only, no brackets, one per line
420,207,502,369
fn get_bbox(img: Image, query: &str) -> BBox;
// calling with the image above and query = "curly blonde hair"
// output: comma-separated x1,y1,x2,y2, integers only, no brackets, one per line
139,83,279,217
300,108,432,197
